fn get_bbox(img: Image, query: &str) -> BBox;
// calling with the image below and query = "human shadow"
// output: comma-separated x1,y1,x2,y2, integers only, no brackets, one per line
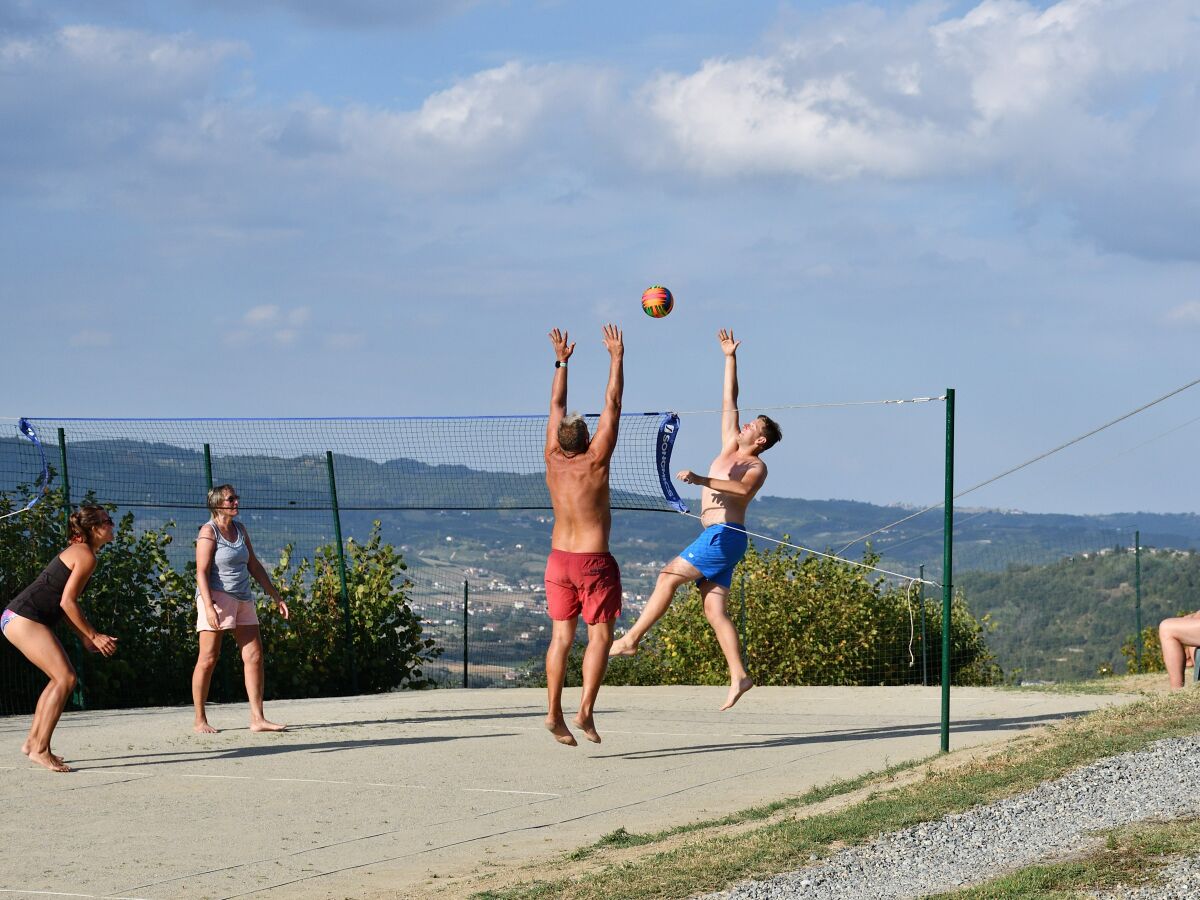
283,708,546,731
595,710,1091,760
70,731,511,770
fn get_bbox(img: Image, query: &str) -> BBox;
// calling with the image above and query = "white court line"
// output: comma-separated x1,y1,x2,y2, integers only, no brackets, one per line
462,788,560,797
0,890,152,900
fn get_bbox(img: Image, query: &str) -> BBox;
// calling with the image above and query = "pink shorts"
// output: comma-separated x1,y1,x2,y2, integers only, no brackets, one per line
544,550,622,625
196,591,259,632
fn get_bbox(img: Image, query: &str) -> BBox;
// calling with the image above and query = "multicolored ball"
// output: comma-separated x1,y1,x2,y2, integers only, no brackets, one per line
641,285,674,318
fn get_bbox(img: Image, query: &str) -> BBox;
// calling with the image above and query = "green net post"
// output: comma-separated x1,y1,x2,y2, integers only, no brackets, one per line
919,564,928,687
462,578,470,689
56,428,86,711
203,444,214,491
1134,530,1142,671
324,451,358,694
941,388,955,753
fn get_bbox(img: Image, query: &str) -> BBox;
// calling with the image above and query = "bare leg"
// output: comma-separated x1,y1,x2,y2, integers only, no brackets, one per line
544,617,578,746
1159,615,1200,690
22,685,65,765
192,630,222,733
236,625,285,732
701,582,753,710
610,559,700,656
574,620,614,743
4,618,75,772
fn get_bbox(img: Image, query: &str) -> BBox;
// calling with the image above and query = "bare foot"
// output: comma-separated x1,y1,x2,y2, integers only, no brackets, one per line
250,719,287,732
22,742,65,767
608,636,640,658
544,718,577,747
27,749,71,773
572,713,601,744
193,721,219,734
720,676,754,711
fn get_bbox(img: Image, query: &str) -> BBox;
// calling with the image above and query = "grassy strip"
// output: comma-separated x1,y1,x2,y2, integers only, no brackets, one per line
472,691,1200,900
564,756,933,861
927,818,1200,899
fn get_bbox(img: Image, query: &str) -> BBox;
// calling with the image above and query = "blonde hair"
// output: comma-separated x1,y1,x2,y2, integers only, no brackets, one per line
207,484,237,515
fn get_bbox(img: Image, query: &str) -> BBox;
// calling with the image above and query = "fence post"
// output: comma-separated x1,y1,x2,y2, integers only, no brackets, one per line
462,579,470,689
324,451,358,694
919,564,928,687
940,388,955,753
56,429,85,710
1134,530,1142,671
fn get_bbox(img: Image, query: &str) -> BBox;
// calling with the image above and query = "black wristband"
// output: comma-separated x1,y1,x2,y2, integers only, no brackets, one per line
555,360,567,368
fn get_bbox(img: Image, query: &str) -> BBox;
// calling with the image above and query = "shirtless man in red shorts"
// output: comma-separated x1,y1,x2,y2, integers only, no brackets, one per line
542,323,624,746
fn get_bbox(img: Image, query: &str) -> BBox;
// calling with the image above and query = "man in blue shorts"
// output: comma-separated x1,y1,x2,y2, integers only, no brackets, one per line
610,328,781,710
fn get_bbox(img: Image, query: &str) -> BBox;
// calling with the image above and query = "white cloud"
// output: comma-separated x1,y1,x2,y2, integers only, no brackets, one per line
68,330,112,347
1164,302,1200,326
2,2,1199,261
638,0,1199,183
223,304,312,345
243,305,280,326
325,332,365,351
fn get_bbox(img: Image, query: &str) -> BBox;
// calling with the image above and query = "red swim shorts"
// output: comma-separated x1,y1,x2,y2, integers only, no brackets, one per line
544,550,622,624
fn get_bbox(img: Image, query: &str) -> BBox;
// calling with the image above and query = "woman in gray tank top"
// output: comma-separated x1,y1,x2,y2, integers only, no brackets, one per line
191,484,291,734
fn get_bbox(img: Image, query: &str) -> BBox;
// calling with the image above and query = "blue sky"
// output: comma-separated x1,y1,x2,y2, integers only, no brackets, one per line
2,0,1199,516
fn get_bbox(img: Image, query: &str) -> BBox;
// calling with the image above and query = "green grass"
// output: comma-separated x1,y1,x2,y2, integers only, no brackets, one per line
563,756,932,862
470,691,1200,900
927,818,1200,898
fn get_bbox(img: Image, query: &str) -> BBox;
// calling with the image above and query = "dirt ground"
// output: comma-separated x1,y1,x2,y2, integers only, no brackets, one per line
0,684,1145,899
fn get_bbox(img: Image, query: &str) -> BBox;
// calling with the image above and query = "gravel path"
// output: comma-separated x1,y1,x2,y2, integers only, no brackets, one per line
700,735,1200,900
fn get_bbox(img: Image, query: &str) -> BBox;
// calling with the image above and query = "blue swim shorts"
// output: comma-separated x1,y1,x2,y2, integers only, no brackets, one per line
679,523,748,589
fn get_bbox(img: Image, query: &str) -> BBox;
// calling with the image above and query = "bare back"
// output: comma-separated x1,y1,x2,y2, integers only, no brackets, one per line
545,450,613,552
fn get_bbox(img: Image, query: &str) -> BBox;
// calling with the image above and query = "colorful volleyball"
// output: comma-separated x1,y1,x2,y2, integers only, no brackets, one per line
641,285,674,318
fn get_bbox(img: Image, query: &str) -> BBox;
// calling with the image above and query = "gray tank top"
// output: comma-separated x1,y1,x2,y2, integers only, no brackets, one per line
200,520,253,601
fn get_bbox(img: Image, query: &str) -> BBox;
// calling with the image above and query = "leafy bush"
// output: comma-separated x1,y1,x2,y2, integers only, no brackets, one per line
1,486,438,712
524,539,999,688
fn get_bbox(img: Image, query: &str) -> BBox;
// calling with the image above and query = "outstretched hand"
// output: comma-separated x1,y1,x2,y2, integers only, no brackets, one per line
676,469,699,484
549,328,575,363
602,323,623,357
717,328,740,356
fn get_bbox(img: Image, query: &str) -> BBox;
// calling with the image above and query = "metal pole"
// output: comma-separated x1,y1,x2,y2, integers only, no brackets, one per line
919,564,928,687
1134,530,1142,671
463,579,470,689
57,428,71,538
941,388,955,753
324,451,358,693
203,443,214,491
56,429,85,710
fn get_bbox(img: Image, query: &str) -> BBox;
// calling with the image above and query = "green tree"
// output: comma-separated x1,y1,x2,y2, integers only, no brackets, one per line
258,520,440,697
2,485,439,711
532,540,999,688
0,483,195,711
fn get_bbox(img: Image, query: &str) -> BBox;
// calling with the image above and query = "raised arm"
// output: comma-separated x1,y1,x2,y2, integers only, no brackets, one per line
545,328,575,456
589,324,624,462
718,328,741,445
